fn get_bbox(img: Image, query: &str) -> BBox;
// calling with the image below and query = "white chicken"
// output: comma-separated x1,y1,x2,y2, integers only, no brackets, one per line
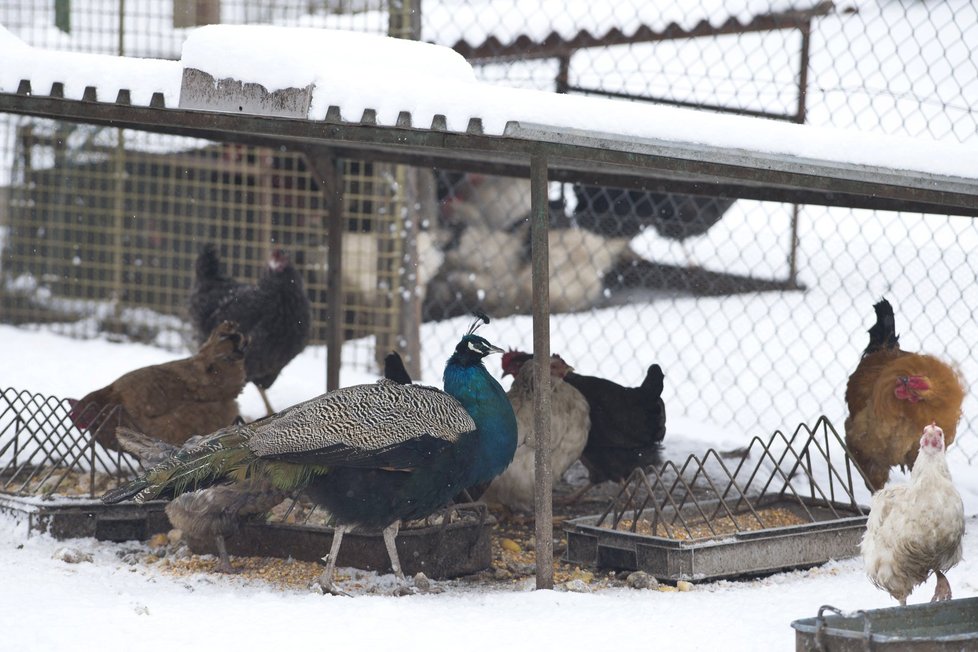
481,352,590,512
861,423,965,605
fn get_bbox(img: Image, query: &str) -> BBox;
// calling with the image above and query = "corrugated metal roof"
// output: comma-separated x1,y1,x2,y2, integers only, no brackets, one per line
447,1,839,62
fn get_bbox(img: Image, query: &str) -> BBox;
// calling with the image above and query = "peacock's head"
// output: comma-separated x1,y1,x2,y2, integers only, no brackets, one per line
451,312,502,365
456,334,504,360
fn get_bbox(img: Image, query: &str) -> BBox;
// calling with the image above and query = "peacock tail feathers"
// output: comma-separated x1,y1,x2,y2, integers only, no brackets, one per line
102,425,329,504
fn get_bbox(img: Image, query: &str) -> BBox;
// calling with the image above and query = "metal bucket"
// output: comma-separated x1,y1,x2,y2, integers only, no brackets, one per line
791,599,978,651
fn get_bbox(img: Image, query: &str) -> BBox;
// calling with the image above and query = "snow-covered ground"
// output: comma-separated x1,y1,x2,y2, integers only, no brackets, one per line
1,320,977,651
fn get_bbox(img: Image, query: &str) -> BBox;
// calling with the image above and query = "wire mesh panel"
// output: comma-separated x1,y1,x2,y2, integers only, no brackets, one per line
0,0,409,370
0,387,139,498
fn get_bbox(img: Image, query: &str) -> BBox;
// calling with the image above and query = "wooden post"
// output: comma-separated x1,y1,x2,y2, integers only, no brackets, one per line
530,154,553,590
388,0,423,378
173,0,221,28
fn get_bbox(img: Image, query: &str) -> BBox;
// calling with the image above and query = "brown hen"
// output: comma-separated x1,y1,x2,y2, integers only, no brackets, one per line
69,321,248,452
844,299,965,492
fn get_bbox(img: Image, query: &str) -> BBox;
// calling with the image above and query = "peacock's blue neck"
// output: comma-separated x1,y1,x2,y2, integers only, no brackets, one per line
444,361,517,487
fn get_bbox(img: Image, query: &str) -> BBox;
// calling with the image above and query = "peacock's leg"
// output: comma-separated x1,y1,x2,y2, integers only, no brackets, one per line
313,524,351,596
382,520,406,581
385,520,444,596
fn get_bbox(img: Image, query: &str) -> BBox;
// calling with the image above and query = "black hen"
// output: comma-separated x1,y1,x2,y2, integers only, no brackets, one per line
555,356,666,495
572,185,734,242
188,244,311,415
104,318,517,596
384,351,414,385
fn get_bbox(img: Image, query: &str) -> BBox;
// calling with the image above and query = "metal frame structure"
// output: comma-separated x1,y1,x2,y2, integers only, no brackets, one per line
1,78,976,589
452,0,832,124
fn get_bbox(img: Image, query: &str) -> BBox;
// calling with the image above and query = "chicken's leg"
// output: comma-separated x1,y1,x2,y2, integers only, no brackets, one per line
257,386,275,416
313,524,351,596
214,535,234,573
932,570,953,603
558,481,593,505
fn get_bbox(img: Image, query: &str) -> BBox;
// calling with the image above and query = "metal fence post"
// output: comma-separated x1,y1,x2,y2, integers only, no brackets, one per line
531,154,553,590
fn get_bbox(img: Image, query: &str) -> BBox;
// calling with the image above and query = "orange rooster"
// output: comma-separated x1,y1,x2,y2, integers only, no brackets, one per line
844,299,965,492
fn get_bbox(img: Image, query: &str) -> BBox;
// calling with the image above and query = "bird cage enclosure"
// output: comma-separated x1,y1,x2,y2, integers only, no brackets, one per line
2,125,407,358
1,0,977,470
564,416,870,582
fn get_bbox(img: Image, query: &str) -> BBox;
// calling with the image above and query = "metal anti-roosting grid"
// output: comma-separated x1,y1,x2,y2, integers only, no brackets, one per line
593,416,868,541
1,1,977,461
562,417,871,581
0,387,138,499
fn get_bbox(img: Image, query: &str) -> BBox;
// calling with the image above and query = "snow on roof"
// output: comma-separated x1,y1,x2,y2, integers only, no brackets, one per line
0,24,181,106
181,24,476,93
1,23,976,186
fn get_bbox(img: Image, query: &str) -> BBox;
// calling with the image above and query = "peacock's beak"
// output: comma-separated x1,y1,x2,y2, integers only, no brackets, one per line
487,343,504,354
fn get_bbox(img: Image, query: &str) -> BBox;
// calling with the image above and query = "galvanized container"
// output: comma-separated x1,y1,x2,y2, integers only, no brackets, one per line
791,599,978,651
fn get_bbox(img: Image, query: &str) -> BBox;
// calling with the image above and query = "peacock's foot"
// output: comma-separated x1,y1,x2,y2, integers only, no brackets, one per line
310,575,352,597
391,572,445,597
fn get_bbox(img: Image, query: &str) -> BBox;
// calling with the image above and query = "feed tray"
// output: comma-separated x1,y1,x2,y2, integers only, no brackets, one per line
0,493,169,541
564,495,866,582
791,599,978,651
189,505,494,580
564,417,870,582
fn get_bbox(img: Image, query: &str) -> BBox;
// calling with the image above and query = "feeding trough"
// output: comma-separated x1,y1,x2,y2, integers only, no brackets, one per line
564,416,870,582
189,502,494,580
791,599,978,650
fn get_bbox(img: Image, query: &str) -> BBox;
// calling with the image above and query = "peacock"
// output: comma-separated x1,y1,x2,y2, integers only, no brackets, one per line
103,316,517,595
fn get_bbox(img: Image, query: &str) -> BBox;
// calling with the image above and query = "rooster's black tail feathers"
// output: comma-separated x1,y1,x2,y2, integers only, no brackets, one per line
865,298,900,356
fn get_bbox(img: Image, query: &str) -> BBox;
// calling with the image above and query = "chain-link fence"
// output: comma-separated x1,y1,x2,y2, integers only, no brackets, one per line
1,1,976,462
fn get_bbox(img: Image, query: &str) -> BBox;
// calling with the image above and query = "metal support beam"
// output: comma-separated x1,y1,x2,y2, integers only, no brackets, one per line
2,91,975,216
530,154,553,591
304,148,345,392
